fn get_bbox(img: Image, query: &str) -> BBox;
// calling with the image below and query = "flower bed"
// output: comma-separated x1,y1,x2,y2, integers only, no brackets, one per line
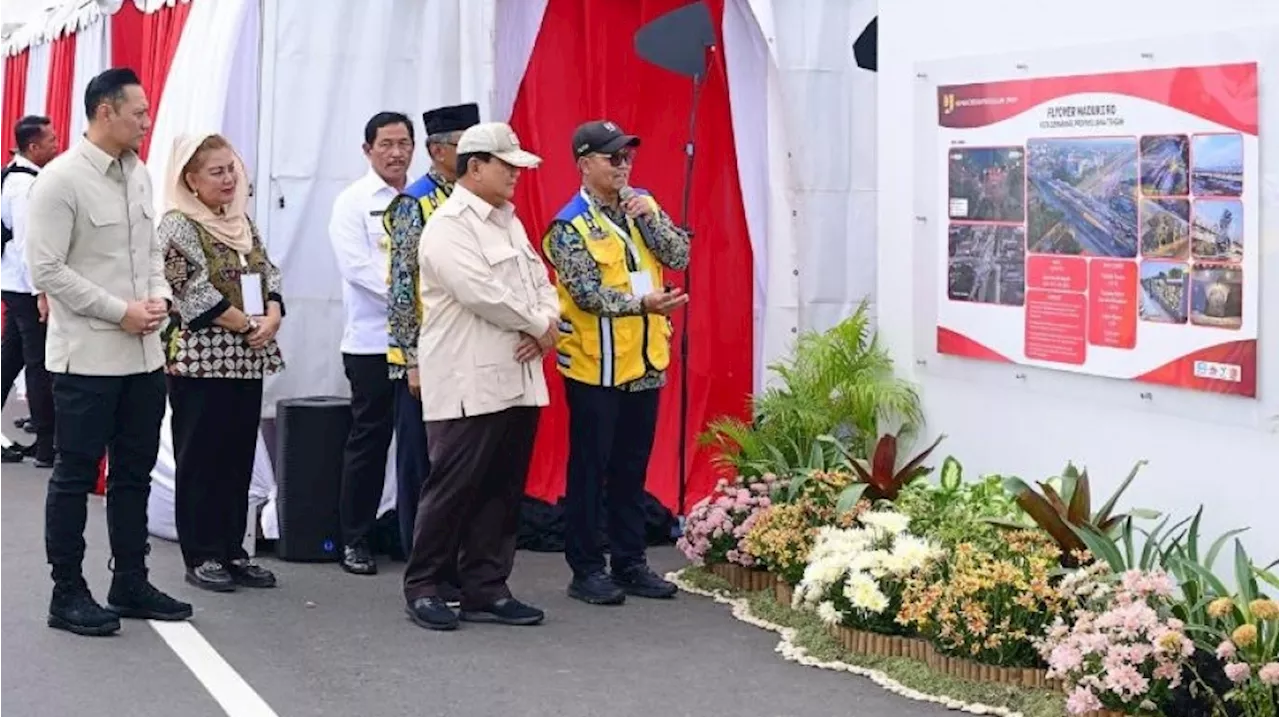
692,311,1277,717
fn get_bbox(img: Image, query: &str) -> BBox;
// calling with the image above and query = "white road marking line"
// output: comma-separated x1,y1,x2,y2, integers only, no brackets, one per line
149,620,280,717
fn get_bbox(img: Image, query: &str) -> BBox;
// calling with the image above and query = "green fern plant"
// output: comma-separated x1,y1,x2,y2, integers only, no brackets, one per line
700,300,922,477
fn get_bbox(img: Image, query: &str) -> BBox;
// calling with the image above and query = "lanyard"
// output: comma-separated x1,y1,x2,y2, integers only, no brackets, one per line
580,188,642,268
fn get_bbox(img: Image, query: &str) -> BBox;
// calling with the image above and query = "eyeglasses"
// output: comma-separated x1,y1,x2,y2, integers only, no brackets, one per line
593,149,635,167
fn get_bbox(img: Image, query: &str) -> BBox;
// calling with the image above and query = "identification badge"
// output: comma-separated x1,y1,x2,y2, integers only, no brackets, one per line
240,273,265,316
629,271,655,298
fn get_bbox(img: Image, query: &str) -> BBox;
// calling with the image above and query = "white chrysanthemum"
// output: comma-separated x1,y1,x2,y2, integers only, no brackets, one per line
888,534,941,574
817,600,844,625
843,571,890,613
859,510,911,536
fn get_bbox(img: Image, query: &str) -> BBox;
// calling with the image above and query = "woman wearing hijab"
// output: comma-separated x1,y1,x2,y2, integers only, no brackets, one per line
160,133,284,592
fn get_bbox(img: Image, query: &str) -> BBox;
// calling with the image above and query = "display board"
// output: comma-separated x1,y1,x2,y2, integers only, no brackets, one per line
931,61,1259,397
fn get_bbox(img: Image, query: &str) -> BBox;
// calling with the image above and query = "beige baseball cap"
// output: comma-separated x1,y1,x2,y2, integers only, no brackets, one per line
457,122,542,168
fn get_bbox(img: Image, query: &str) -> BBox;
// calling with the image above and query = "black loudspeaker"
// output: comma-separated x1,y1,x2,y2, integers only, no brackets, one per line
274,396,351,562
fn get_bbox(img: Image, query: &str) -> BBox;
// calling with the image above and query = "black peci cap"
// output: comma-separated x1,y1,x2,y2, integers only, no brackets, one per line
423,103,480,136
572,120,640,158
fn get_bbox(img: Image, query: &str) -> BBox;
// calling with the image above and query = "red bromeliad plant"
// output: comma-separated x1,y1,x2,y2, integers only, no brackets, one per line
991,460,1158,566
832,432,946,514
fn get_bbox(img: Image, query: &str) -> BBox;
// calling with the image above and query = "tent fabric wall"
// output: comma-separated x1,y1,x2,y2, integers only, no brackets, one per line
146,0,258,220
722,0,879,383
23,43,51,120
45,34,76,141
70,19,111,146
254,0,500,412
723,0,799,391
1,50,28,175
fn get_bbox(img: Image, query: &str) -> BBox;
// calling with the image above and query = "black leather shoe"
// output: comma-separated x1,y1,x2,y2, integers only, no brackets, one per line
567,571,626,606
226,560,277,588
186,560,236,592
612,564,678,599
108,572,194,621
33,456,55,469
460,597,545,626
406,597,459,631
0,444,25,463
341,543,377,575
48,580,121,637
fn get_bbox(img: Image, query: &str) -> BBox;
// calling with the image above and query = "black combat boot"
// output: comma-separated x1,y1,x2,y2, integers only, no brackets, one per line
107,570,194,621
48,577,121,637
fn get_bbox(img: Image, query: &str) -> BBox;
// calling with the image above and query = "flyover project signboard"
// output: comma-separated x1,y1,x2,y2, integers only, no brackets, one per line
931,60,1259,397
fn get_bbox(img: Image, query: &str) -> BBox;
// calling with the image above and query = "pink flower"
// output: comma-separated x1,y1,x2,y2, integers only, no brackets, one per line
1065,687,1102,715
1224,662,1251,683
1048,644,1084,674
1102,663,1149,700
725,549,740,563
1216,640,1237,660
1259,662,1279,686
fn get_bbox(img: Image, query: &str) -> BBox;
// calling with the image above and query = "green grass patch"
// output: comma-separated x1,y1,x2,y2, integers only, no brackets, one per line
681,567,1065,717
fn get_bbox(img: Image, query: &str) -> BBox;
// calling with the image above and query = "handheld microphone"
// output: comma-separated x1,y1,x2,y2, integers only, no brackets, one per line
619,186,657,248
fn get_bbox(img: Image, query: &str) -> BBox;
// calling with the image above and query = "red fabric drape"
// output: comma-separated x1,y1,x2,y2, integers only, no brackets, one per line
2,51,31,158
110,0,192,160
509,0,753,513
46,34,77,146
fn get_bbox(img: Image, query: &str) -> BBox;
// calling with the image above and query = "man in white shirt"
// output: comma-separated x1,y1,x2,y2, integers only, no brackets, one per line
1,115,61,467
402,122,557,631
327,112,414,576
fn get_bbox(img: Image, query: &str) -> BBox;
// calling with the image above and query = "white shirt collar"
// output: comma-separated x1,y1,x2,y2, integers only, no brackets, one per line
361,168,400,197
9,154,39,173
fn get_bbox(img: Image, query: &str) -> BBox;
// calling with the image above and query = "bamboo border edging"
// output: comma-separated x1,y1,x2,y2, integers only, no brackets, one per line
824,624,1067,694
706,562,773,592
774,575,794,607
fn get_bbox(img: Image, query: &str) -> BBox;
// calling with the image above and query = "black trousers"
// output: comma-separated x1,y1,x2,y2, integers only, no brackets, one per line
563,379,659,578
340,353,394,547
403,407,539,610
46,370,166,583
392,378,430,557
1,291,54,460
170,376,263,568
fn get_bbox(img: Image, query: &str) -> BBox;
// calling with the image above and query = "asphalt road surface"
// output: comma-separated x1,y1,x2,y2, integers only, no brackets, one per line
0,429,953,717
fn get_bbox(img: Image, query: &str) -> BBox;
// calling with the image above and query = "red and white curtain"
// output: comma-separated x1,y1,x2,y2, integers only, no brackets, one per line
2,0,195,158
1,0,877,515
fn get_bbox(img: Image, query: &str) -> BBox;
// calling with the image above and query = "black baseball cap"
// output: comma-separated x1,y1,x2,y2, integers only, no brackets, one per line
572,120,640,158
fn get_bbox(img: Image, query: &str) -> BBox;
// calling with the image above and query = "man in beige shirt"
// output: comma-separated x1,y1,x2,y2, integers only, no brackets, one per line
402,122,558,631
26,68,193,638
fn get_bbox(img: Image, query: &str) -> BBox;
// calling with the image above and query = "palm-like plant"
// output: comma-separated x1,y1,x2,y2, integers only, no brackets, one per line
701,300,922,477
992,460,1158,566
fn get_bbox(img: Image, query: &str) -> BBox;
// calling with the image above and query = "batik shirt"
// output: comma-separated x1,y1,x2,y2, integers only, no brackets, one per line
161,211,286,379
385,168,453,380
544,188,690,392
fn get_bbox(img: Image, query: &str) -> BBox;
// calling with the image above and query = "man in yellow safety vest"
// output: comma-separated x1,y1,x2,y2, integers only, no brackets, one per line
542,120,690,606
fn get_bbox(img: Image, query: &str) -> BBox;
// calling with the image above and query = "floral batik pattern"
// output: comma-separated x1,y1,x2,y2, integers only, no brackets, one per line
161,211,286,379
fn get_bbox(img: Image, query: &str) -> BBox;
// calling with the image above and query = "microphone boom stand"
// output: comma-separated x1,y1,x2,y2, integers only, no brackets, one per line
675,74,702,517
